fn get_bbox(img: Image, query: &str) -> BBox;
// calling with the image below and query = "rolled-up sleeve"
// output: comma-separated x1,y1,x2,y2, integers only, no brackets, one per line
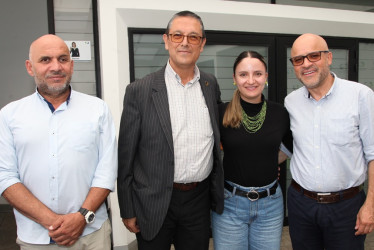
0,109,21,195
359,88,374,163
91,102,118,191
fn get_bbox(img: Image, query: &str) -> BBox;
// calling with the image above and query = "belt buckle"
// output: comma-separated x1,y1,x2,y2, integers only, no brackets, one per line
317,192,332,203
317,192,331,195
247,190,259,201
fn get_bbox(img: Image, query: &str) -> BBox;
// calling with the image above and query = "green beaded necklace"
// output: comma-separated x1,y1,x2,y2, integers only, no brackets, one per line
241,101,267,133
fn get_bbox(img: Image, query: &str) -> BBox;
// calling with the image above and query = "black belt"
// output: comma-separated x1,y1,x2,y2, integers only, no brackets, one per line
291,180,362,204
224,181,278,201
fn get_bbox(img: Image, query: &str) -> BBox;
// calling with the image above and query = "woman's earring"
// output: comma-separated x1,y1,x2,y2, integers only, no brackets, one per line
265,81,268,87
233,82,236,86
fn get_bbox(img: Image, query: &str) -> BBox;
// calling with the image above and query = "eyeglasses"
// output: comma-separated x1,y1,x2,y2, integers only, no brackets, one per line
289,50,329,66
168,34,203,45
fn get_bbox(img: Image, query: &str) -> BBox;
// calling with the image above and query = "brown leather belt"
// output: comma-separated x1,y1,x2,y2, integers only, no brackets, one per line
173,182,199,191
291,180,362,204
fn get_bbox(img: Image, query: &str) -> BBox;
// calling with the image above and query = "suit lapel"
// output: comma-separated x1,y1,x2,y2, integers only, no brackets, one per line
151,68,174,153
199,74,220,136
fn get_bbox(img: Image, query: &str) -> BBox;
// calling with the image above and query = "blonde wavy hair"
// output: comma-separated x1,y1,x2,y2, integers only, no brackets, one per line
223,89,242,128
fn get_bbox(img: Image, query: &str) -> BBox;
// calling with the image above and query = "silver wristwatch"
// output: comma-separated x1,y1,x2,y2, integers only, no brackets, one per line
78,207,95,224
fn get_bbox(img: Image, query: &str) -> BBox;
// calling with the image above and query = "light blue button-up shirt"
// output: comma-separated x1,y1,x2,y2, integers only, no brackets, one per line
285,73,374,192
0,89,117,244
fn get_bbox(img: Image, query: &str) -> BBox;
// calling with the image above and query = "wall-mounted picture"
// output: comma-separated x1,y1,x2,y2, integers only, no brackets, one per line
64,41,91,61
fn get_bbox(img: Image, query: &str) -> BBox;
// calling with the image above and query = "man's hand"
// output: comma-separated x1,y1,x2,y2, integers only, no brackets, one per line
48,212,86,246
355,202,374,235
123,217,140,233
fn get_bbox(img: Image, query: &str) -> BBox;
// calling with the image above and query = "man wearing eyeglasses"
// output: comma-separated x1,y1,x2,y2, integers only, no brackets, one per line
285,33,374,250
117,10,223,250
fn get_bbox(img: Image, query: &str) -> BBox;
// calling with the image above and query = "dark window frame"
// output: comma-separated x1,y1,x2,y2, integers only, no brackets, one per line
47,0,55,34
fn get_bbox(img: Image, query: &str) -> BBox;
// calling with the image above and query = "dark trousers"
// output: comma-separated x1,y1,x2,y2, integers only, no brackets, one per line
136,178,211,250
287,184,366,250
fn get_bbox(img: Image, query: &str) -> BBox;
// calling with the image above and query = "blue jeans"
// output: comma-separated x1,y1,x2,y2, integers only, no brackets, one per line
212,180,283,250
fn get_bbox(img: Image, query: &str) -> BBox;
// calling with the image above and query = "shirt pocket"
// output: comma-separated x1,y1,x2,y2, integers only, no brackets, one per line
190,105,213,138
200,106,213,137
328,117,356,146
67,122,98,151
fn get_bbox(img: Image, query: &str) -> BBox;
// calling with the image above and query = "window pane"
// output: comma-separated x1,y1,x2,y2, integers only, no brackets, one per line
359,43,374,90
133,34,167,79
286,48,348,95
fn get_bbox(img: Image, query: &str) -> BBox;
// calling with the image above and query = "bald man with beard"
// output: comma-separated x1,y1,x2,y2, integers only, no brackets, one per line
0,34,117,249
285,33,374,250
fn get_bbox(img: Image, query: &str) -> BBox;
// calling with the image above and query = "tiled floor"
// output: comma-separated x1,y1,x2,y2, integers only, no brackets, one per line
1,204,374,250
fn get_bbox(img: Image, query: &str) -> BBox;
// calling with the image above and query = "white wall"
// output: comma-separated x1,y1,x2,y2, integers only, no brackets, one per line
97,0,374,249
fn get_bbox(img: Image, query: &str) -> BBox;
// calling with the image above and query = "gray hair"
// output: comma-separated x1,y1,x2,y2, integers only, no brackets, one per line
165,10,206,38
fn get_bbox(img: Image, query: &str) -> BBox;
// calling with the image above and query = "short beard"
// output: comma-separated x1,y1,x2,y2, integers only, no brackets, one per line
37,81,70,98
297,75,321,89
36,74,71,98
298,65,330,90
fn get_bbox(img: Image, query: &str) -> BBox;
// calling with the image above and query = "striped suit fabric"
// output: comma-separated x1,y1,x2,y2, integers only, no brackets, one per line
117,66,224,240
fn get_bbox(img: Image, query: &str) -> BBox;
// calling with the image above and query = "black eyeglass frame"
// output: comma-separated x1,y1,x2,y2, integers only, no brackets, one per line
167,33,204,45
289,50,330,66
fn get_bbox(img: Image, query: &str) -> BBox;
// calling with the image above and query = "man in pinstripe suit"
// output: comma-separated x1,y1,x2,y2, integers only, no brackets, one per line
117,11,224,250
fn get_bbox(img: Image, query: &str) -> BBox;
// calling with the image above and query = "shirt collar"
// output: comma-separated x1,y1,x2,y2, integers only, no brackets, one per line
303,72,336,100
36,86,72,113
165,60,200,86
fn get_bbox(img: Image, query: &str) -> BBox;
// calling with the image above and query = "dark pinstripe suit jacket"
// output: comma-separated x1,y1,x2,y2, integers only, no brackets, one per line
117,66,224,240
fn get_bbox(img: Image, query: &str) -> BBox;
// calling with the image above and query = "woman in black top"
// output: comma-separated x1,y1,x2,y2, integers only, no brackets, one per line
70,42,80,57
211,51,292,250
